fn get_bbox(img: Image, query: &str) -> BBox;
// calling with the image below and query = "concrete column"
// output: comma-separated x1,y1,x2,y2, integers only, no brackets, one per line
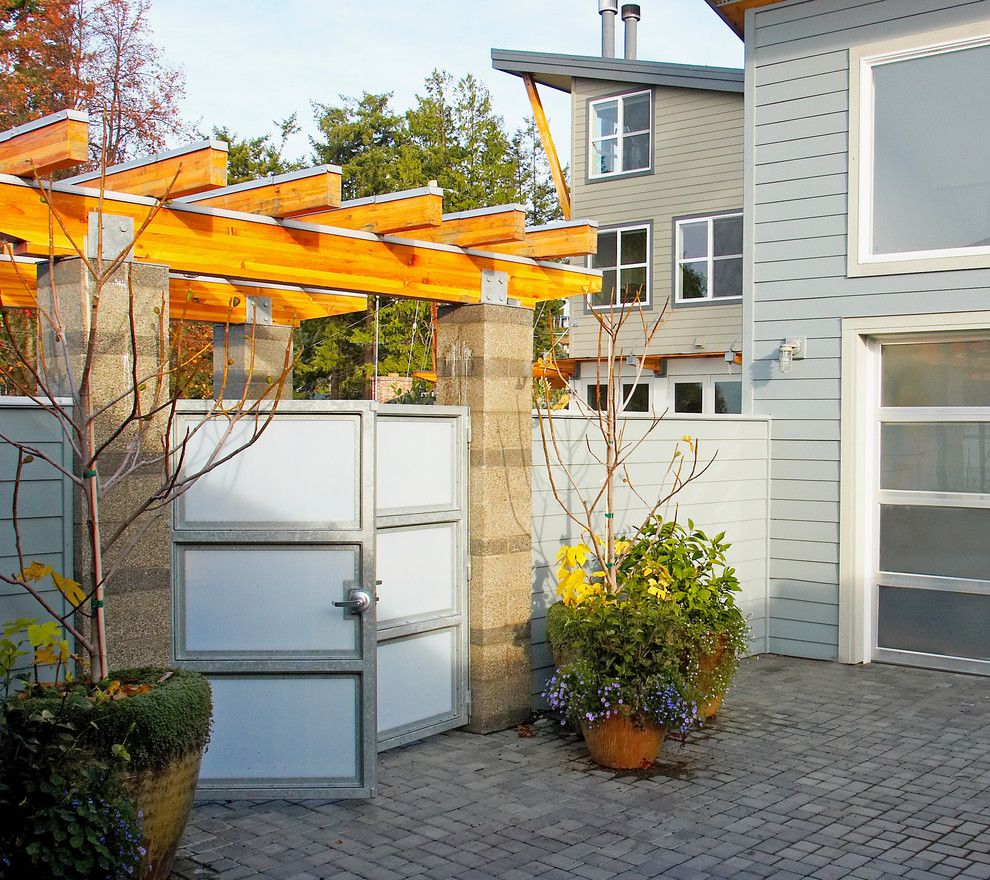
36,252,172,669
212,297,293,399
436,303,533,733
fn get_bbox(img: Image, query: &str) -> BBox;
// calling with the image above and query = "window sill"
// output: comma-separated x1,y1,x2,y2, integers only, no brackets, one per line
848,249,990,277
586,167,654,185
671,296,742,308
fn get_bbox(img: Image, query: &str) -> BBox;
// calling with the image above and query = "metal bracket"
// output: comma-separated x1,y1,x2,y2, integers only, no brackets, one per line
86,212,134,263
480,269,509,305
246,296,273,325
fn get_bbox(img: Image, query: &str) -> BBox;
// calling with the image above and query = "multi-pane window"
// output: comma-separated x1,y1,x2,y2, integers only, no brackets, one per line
589,90,652,178
589,225,650,309
587,383,650,413
675,213,743,302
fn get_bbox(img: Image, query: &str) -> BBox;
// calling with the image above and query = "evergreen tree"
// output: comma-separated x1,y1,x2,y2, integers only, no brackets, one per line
213,115,305,184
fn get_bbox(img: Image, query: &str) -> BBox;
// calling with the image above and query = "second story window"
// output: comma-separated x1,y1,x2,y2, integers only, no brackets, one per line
589,90,652,178
674,212,743,303
589,225,650,309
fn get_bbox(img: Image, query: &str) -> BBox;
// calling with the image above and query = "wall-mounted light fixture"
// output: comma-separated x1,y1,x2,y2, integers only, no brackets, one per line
778,338,807,373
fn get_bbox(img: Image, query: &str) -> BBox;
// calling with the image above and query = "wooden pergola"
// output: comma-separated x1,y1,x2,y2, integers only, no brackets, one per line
0,110,600,325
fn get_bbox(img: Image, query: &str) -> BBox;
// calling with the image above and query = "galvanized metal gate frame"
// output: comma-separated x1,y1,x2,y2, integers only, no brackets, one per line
375,405,470,751
172,401,378,800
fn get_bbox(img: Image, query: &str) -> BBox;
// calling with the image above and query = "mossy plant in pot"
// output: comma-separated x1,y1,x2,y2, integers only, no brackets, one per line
619,519,749,719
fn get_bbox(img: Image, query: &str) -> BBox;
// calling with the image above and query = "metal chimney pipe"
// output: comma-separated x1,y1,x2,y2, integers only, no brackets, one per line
622,4,641,61
599,0,618,58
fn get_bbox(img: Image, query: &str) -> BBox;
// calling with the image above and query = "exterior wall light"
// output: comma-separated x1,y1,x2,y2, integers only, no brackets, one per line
778,338,807,373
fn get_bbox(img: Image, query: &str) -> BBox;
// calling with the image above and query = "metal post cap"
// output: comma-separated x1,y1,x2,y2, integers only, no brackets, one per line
599,0,619,13
621,3,641,20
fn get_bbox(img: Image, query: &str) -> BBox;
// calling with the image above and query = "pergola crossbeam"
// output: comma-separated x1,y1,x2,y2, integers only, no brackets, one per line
302,186,444,234
413,204,527,248
0,110,90,177
488,219,598,259
176,165,343,217
0,174,601,307
63,140,229,198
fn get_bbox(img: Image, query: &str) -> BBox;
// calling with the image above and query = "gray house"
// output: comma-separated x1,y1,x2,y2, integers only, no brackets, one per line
708,0,990,674
493,9,748,417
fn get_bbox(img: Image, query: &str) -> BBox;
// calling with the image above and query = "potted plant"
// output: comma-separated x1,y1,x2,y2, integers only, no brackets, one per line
0,622,212,880
619,519,749,720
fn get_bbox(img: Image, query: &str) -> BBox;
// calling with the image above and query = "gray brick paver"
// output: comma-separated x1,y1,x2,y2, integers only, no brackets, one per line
173,658,990,880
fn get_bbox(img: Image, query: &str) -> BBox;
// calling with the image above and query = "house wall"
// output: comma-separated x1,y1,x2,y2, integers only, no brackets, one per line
748,0,990,659
0,398,74,666
567,77,745,359
531,413,770,699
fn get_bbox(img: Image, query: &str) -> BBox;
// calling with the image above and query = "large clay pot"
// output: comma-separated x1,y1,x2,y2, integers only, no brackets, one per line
581,714,665,769
126,748,203,880
697,634,728,720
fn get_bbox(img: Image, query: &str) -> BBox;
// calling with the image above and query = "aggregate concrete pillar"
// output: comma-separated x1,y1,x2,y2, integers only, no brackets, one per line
36,251,172,669
436,303,533,733
212,296,293,399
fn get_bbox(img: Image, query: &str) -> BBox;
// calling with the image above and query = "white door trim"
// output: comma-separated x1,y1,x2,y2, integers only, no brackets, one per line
838,311,990,664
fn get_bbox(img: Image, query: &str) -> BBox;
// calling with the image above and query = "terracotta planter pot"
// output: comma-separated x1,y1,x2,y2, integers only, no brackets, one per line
581,714,665,769
697,634,728,721
125,748,203,880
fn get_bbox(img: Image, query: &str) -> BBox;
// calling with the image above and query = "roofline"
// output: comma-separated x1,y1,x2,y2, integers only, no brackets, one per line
491,48,744,94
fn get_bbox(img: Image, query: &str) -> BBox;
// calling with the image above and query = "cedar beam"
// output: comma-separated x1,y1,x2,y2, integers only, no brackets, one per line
412,205,527,248
303,187,444,234
0,110,90,178
0,176,602,305
177,165,343,217
522,74,571,220
488,220,597,259
63,140,229,198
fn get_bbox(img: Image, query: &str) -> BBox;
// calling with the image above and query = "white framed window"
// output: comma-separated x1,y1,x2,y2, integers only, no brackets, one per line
588,90,652,179
850,25,990,276
674,213,743,302
671,376,742,414
588,224,650,310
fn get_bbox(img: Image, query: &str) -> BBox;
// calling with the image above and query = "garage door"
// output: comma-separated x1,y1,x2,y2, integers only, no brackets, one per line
874,337,990,674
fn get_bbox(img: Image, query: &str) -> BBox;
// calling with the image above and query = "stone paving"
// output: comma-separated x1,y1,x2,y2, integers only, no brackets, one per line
172,656,990,880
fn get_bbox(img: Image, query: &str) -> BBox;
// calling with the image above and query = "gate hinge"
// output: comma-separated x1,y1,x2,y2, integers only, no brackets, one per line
466,559,472,583
465,423,472,444
465,690,472,715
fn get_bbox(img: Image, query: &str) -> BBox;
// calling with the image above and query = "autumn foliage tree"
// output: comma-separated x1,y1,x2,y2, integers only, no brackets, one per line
0,0,187,164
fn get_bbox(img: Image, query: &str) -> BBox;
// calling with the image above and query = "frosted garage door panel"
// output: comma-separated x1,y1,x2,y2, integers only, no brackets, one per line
203,677,359,780
182,547,358,654
377,525,456,624
880,505,990,581
377,630,455,734
882,423,990,493
881,340,990,407
178,417,359,526
878,586,990,661
376,418,455,512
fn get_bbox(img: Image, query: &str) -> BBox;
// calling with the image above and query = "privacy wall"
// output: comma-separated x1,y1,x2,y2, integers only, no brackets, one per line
531,413,771,696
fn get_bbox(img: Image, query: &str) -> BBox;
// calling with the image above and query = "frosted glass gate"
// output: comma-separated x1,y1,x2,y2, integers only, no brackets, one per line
171,402,468,799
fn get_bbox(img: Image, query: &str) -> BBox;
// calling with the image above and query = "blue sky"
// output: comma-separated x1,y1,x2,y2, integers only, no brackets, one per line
145,0,742,164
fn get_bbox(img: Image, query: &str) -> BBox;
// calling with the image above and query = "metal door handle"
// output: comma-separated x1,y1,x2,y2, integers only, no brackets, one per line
334,588,373,613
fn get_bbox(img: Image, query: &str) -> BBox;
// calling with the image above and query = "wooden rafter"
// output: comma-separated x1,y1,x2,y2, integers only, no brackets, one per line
522,74,571,220
63,140,229,198
704,0,785,36
412,205,527,249
177,165,343,217
0,256,367,325
0,110,90,177
302,187,444,234
0,174,601,305
489,220,597,260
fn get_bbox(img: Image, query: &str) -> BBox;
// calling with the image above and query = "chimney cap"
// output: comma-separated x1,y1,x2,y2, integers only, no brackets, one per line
599,0,618,13
621,3,641,20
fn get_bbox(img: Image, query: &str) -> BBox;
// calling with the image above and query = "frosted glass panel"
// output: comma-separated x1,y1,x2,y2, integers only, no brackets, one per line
882,341,990,407
878,586,990,661
377,418,455,511
377,525,455,624
182,547,358,654
377,630,455,734
203,676,358,780
880,505,990,580
872,44,990,255
881,423,990,493
179,417,359,525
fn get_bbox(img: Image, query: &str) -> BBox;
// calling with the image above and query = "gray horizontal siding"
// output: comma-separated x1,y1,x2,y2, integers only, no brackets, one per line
531,414,770,703
0,399,73,673
749,0,990,661
568,77,744,358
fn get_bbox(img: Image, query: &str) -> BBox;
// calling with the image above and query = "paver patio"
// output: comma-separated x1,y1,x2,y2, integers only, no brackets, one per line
172,656,990,880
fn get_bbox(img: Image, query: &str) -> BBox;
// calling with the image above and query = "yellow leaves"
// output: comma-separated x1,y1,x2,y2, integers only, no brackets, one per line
51,571,85,607
614,539,631,556
20,561,53,582
680,434,696,453
556,543,590,570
